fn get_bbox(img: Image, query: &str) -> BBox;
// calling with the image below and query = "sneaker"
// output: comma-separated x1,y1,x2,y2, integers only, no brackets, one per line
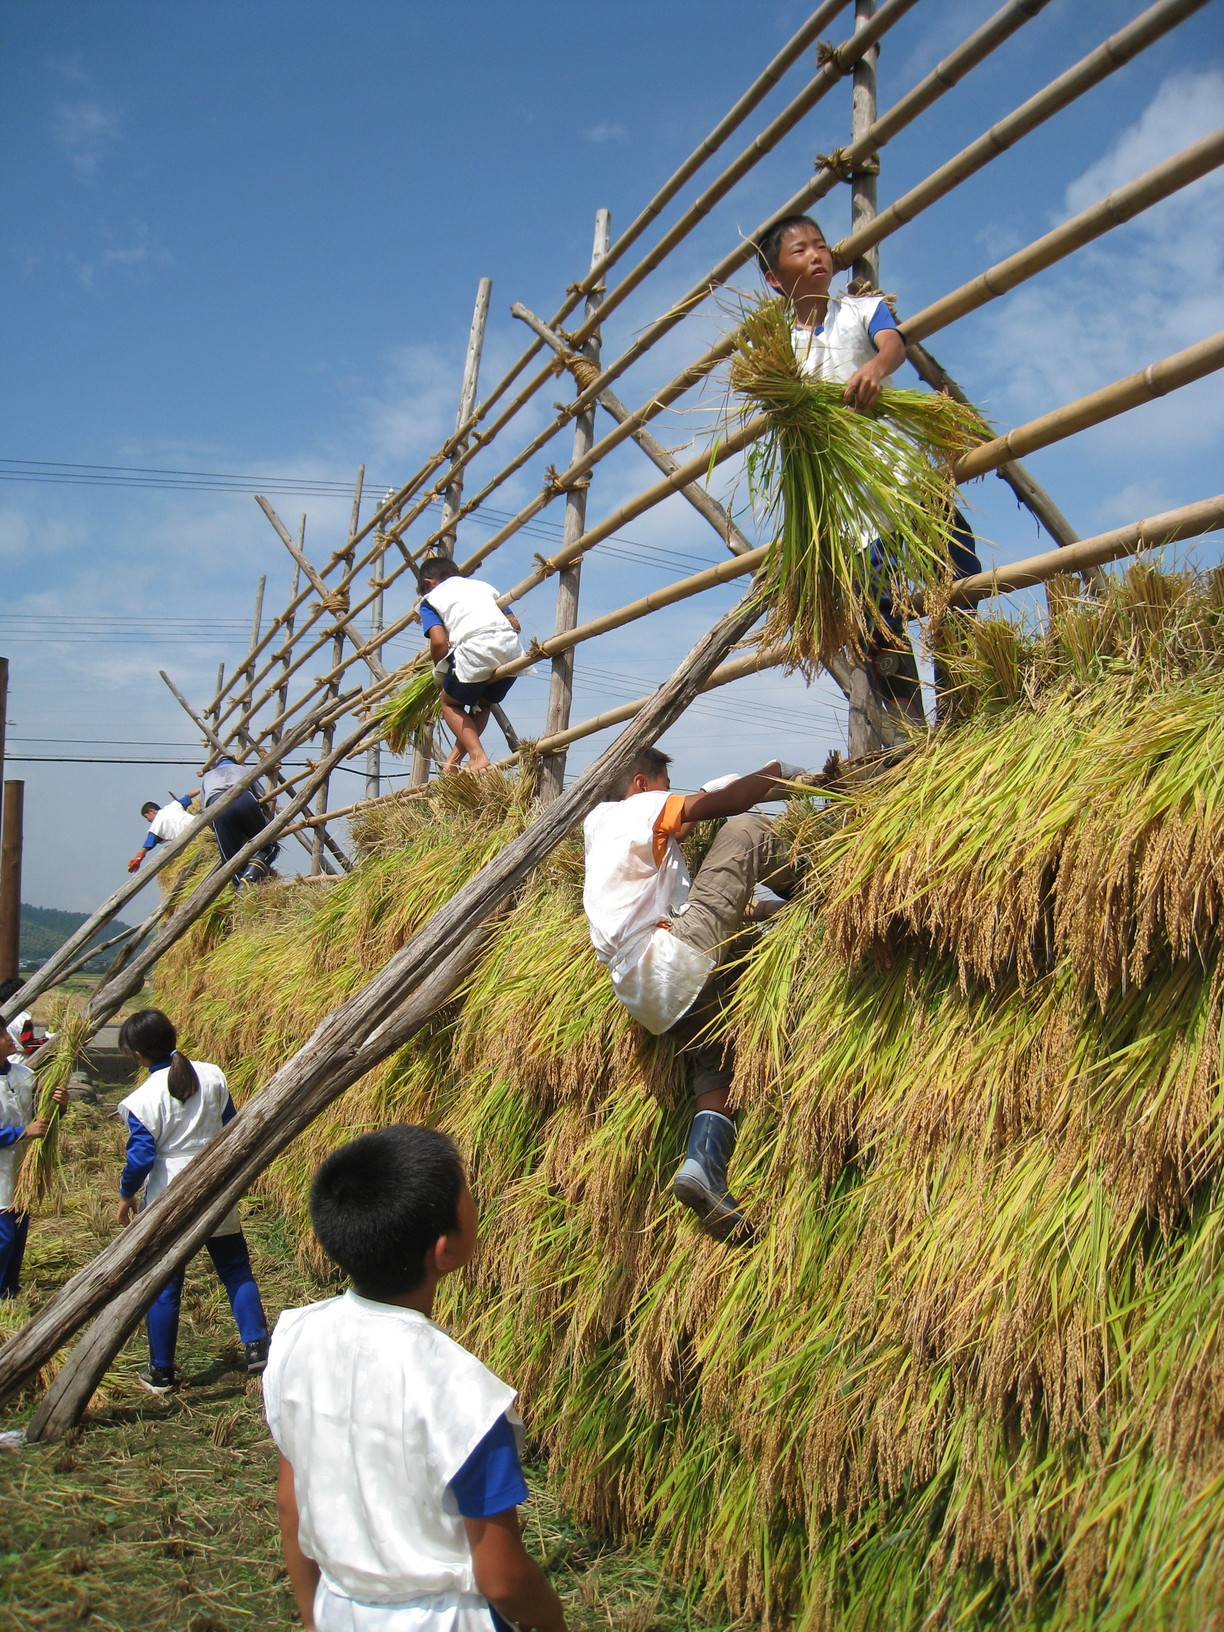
244,1338,270,1376
138,1363,175,1394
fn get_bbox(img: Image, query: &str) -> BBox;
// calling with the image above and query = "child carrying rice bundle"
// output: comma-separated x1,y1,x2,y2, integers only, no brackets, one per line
738,214,985,719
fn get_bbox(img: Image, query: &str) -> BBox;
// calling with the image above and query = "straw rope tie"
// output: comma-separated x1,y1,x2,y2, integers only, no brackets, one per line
317,591,350,615
815,147,880,183
814,39,847,72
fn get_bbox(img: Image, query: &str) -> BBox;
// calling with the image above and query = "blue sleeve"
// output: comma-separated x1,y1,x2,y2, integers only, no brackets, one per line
419,600,443,634
449,1414,529,1519
178,795,192,809
868,300,899,339
141,832,158,851
0,1125,22,1147
221,1095,237,1126
119,1113,157,1198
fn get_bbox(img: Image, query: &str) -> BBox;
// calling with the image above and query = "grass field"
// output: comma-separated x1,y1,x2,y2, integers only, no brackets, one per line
0,1088,734,1631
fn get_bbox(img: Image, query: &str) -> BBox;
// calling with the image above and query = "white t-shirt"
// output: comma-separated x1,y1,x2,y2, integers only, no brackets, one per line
117,1060,241,1235
0,1058,36,1211
582,791,713,1035
264,1292,517,1627
791,293,896,387
420,578,522,685
149,800,194,842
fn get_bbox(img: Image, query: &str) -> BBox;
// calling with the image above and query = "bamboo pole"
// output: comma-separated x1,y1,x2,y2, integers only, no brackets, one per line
313,468,365,871
903,122,1224,345
833,0,1213,276
413,282,494,783
274,557,302,744
365,542,385,800
540,211,611,801
0,708,332,1025
0,782,22,981
245,575,266,692
436,0,1057,585
0,575,774,1409
914,493,1224,614
953,331,1224,483
26,917,497,1442
300,2,856,572
439,279,493,554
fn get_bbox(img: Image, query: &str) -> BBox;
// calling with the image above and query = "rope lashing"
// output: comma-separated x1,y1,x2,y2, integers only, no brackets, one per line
317,591,351,615
815,147,880,183
814,39,845,71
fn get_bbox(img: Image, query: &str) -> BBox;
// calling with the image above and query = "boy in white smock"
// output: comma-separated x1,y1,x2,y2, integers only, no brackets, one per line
264,1124,568,1632
0,1050,68,1298
417,556,523,774
756,212,980,722
583,748,807,1241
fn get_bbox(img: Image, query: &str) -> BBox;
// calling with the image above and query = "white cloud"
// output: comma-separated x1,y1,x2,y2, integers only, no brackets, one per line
0,512,30,558
1064,69,1224,217
583,119,629,145
51,97,122,179
68,218,173,290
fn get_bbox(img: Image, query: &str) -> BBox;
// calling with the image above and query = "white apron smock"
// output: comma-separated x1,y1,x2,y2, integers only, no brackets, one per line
265,1292,519,1631
0,1059,37,1211
583,791,714,1035
117,1061,241,1235
420,578,522,685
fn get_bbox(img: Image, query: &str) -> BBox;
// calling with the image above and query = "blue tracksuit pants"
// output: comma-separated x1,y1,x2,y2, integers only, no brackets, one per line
146,1230,268,1370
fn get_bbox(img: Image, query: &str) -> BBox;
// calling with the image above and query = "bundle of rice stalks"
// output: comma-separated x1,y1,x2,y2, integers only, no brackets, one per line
729,295,985,668
13,1001,94,1209
371,662,442,754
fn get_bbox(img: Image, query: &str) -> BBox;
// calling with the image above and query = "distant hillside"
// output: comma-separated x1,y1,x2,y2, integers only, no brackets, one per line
20,904,133,973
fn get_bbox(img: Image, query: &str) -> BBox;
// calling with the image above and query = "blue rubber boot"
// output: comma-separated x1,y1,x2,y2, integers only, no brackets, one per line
672,1111,749,1242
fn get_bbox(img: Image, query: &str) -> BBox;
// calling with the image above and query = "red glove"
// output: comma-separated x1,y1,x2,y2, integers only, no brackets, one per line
127,855,144,874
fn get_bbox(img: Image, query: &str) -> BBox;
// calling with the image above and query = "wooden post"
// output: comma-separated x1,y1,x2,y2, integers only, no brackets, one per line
246,576,266,691
539,210,611,802
313,468,364,874
850,0,880,293
366,537,386,801
0,659,7,875
413,280,493,784
274,557,302,744
0,782,22,981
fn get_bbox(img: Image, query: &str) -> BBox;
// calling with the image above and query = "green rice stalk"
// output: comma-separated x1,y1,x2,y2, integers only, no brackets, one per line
372,662,442,754
729,295,986,669
13,1001,94,1209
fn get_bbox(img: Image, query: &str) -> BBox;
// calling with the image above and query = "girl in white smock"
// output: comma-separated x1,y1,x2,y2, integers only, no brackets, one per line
116,1007,268,1394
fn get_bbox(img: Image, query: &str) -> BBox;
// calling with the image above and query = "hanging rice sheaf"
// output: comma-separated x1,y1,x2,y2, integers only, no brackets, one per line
154,567,1224,1632
729,295,986,669
371,662,442,754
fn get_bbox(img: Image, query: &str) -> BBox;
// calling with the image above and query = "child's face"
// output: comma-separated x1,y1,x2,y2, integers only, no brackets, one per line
766,224,834,305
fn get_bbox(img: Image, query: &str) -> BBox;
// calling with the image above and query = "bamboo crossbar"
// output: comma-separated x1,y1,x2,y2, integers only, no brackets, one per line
324,3,857,563
904,123,1224,344
953,332,1224,482
914,493,1224,613
832,0,1210,275
430,0,1057,583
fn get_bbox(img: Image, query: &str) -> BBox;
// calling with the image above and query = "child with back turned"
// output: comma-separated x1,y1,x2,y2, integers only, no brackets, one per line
264,1125,568,1632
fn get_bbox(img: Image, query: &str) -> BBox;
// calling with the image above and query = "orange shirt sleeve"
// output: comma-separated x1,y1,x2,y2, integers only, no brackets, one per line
652,793,687,868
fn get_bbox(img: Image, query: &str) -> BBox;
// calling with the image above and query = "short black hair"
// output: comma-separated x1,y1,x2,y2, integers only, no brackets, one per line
419,556,460,585
0,978,23,1005
309,1125,464,1297
141,801,159,818
609,746,672,801
755,214,826,277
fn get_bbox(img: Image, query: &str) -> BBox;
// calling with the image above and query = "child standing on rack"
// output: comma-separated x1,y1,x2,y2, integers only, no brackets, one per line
756,213,980,722
264,1124,568,1632
116,1008,269,1392
0,1051,68,1298
418,556,523,774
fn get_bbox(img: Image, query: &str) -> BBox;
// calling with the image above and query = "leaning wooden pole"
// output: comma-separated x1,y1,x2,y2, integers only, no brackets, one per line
0,575,770,1408
0,782,23,981
539,209,611,801
313,467,365,874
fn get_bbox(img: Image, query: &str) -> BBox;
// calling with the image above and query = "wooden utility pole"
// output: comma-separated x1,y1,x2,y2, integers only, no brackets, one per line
412,279,493,784
0,782,23,980
539,209,611,802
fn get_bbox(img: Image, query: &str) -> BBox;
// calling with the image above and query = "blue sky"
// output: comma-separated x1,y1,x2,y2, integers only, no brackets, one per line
2,0,1222,911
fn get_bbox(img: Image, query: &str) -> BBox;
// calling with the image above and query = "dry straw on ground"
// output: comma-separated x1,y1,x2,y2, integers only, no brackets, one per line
145,566,1224,1631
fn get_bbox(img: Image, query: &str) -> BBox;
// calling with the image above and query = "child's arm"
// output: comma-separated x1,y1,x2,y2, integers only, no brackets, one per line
842,326,906,414
464,1508,567,1632
276,1454,320,1630
505,610,521,633
427,625,450,661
